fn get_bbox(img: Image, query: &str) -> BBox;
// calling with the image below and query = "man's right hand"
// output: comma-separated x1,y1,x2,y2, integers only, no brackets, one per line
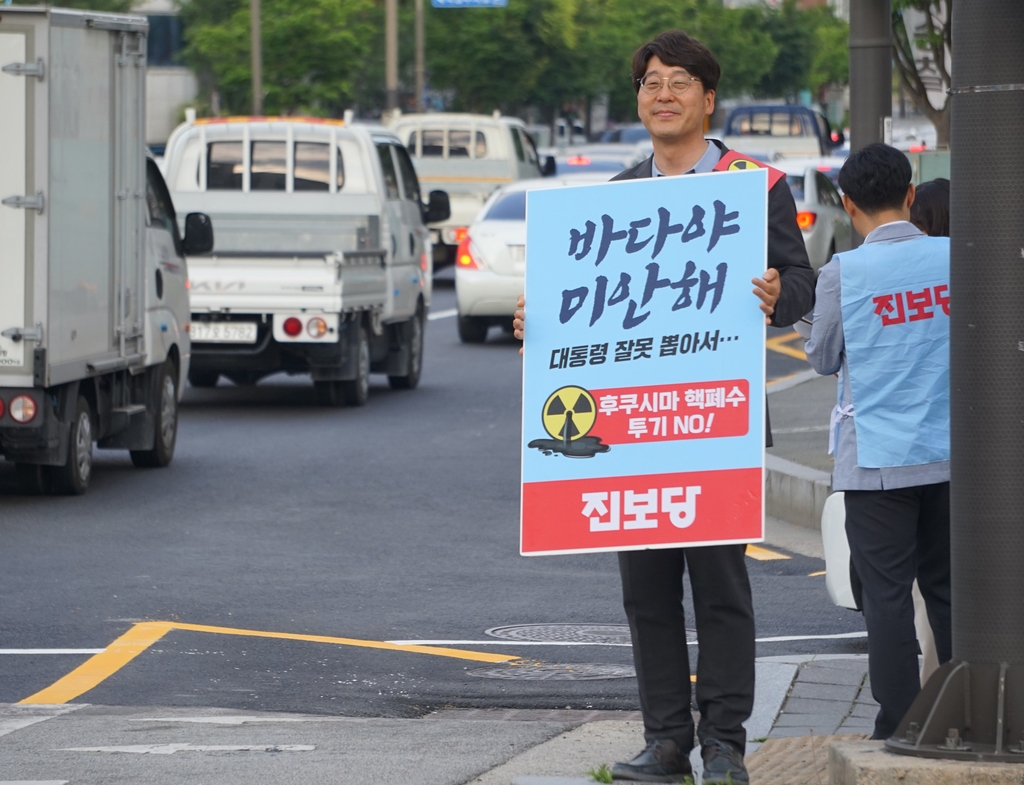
513,294,525,355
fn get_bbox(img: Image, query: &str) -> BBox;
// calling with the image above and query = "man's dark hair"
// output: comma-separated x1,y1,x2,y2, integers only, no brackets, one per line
631,30,720,94
837,143,913,214
910,178,950,237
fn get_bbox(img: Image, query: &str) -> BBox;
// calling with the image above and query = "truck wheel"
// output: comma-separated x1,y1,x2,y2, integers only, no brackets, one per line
313,380,344,407
341,323,370,406
45,396,93,495
131,360,178,468
189,369,219,388
389,310,424,390
458,314,488,344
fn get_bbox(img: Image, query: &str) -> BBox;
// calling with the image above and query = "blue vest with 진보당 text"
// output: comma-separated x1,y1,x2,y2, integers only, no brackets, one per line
838,236,950,468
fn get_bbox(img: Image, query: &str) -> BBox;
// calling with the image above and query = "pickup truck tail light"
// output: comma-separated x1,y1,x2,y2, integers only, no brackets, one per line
307,317,328,338
0,398,5,419
9,395,37,423
283,317,303,336
456,237,482,270
796,211,817,231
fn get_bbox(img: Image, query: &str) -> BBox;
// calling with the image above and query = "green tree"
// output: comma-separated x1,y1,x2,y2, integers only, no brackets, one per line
806,8,849,94
892,0,950,146
177,0,375,116
11,0,133,11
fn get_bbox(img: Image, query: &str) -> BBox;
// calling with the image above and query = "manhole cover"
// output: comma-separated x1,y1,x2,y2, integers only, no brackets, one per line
468,662,636,681
485,623,697,645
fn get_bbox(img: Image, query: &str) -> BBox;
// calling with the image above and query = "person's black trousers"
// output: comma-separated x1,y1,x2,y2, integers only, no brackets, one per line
844,483,952,740
618,544,755,753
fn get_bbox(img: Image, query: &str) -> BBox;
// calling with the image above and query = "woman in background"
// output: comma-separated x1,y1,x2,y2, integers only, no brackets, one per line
911,177,950,237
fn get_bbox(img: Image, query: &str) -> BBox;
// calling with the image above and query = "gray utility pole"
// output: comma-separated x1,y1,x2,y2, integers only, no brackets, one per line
415,0,425,112
386,0,398,110
250,0,262,116
848,0,891,151
886,0,1024,761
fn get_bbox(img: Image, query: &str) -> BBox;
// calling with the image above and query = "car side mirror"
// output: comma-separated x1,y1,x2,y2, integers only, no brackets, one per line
424,190,450,224
182,212,214,255
541,155,556,177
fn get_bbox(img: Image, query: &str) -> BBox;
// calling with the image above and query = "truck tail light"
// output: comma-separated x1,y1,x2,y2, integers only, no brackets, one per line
283,317,303,336
456,237,481,270
10,395,36,423
0,398,5,419
307,317,328,338
443,227,469,246
796,211,817,231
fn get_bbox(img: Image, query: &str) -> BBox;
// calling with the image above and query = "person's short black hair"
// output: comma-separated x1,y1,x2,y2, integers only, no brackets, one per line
910,178,950,237
837,143,913,214
631,30,720,94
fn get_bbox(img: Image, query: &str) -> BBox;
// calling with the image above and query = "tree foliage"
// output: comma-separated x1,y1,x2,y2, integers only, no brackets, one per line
177,0,375,116
892,0,950,145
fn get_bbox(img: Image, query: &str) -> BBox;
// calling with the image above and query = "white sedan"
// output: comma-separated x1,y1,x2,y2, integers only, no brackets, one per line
455,175,608,343
778,160,855,272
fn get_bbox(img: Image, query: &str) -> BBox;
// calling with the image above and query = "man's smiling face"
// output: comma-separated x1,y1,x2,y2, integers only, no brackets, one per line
637,55,715,145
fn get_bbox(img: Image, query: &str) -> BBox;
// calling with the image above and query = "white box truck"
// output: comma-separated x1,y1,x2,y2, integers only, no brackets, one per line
0,7,213,494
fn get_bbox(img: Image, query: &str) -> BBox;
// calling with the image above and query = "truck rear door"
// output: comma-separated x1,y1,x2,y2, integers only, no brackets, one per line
0,21,38,383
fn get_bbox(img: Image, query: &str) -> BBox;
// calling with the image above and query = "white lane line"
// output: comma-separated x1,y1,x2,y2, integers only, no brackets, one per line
427,308,457,321
60,744,315,755
0,650,104,655
0,705,84,739
132,717,370,725
386,632,867,647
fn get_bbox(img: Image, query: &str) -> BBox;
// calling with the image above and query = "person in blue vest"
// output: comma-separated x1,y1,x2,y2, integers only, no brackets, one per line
804,143,952,741
515,30,814,785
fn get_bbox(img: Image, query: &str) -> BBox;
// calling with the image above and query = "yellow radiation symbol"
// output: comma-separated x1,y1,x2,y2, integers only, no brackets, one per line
542,386,597,442
728,158,762,171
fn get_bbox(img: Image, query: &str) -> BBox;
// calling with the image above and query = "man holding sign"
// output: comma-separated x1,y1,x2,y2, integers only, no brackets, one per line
515,30,812,783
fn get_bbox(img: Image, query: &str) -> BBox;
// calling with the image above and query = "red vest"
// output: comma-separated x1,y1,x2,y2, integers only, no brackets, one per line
712,150,786,189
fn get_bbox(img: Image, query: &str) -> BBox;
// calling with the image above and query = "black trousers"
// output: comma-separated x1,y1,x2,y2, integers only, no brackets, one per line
844,483,952,740
618,544,755,753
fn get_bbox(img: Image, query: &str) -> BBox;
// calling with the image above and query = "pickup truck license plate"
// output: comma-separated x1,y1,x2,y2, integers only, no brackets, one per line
190,322,258,344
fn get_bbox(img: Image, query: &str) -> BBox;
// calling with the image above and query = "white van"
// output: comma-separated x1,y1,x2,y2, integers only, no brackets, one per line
162,117,449,405
388,113,546,267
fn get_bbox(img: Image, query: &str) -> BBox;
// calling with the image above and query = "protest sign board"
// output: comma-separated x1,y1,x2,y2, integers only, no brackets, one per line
520,168,768,556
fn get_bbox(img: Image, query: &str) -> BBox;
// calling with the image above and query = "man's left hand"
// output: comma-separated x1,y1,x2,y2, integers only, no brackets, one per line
752,268,781,324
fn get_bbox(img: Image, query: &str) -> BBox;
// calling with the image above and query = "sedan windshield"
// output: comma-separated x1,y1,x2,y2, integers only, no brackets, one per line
484,190,527,221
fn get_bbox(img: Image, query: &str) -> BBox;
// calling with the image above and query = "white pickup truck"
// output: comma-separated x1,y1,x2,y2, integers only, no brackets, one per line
162,118,450,405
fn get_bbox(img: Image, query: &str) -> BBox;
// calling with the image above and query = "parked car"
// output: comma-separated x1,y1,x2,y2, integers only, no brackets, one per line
778,161,854,272
454,175,608,343
163,117,449,404
388,112,544,268
722,105,844,158
597,123,652,145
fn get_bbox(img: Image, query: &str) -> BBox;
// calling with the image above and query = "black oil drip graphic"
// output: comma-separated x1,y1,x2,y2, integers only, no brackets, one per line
529,386,609,458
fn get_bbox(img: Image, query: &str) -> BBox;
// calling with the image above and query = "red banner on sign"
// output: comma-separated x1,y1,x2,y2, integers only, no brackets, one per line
588,380,749,445
521,467,762,555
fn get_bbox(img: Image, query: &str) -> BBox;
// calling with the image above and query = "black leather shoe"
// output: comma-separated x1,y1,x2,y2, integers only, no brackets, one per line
700,738,749,784
611,738,693,783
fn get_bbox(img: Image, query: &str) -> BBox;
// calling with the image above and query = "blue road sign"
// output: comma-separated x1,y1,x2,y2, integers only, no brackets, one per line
432,0,508,6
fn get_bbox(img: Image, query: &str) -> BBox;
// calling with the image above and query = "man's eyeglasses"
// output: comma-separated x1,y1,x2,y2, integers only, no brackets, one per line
637,74,701,95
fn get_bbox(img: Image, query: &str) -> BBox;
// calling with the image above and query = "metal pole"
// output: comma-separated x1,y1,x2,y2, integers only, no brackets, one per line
847,0,891,152
886,0,1024,761
385,0,399,111
250,0,262,115
415,0,425,112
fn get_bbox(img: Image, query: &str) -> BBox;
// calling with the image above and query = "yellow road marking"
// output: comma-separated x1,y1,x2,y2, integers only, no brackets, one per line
745,545,791,561
19,621,517,706
20,622,173,705
765,331,807,361
809,570,827,577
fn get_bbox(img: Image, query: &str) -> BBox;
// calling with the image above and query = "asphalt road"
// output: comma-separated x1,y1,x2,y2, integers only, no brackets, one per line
0,282,863,718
